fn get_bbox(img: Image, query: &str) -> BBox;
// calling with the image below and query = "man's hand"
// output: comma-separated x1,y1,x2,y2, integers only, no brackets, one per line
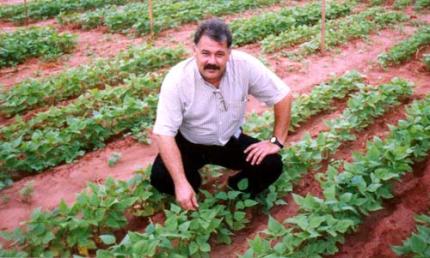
175,182,199,211
244,140,280,166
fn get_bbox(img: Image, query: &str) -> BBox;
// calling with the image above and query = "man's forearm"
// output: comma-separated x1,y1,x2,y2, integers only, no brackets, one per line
273,92,293,145
154,134,188,186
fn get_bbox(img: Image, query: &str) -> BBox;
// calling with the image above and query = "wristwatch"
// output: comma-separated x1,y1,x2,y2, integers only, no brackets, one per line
270,136,284,149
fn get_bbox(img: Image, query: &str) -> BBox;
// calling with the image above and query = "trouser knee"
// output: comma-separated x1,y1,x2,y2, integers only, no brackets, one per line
262,153,283,180
150,155,202,196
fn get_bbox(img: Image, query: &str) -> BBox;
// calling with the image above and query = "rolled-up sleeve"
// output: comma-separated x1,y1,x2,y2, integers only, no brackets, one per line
247,55,290,106
153,73,183,136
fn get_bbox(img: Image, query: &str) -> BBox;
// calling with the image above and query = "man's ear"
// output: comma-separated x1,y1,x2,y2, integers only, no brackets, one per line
193,45,197,56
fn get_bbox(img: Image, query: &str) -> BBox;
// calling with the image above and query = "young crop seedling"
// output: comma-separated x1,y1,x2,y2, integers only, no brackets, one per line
108,152,122,167
19,180,34,204
424,53,430,70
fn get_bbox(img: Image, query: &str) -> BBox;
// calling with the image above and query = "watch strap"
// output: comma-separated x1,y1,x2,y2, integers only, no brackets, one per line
270,136,284,149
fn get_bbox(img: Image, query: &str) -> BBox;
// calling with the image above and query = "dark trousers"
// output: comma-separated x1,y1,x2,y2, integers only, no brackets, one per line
150,132,283,196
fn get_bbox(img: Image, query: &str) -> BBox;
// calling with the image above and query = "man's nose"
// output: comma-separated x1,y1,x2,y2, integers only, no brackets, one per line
208,54,216,64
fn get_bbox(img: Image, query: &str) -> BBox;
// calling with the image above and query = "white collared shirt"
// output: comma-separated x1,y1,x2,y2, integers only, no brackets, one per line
153,50,290,146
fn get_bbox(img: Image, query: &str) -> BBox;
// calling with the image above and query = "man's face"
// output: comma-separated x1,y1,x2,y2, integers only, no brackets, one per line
194,35,231,85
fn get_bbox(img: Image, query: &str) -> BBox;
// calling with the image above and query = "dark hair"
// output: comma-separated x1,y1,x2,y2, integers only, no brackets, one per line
194,18,232,48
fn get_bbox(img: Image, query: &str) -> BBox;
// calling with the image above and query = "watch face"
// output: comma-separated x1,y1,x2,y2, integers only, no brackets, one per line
270,137,276,143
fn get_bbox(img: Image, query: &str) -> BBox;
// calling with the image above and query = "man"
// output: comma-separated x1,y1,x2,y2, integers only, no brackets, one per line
151,18,292,211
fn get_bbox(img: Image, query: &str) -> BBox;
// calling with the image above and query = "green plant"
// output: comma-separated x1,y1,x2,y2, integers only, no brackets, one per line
19,181,34,203
424,53,430,70
0,72,366,256
0,0,135,24
393,0,411,9
0,75,161,176
415,0,430,10
244,93,430,258
370,0,385,5
231,1,353,46
378,26,430,67
392,214,430,257
289,8,407,58
108,152,122,167
244,71,365,138
0,45,185,117
1,194,10,204
0,27,76,68
58,0,280,35
0,169,167,257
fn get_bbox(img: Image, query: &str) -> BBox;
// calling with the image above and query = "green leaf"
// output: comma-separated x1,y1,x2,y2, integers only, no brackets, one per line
99,234,116,245
237,178,249,191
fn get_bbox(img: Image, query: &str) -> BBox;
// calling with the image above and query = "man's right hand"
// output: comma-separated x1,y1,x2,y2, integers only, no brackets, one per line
175,182,199,211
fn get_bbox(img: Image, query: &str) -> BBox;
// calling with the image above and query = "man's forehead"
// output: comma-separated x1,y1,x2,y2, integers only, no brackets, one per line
196,35,229,51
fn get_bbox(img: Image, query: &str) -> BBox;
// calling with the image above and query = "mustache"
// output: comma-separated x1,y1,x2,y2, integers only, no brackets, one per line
204,64,220,70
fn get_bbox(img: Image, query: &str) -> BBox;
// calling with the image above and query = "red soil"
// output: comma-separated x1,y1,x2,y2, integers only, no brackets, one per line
0,0,23,5
0,3,430,258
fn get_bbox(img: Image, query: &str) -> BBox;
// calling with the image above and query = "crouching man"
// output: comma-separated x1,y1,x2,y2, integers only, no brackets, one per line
150,18,292,210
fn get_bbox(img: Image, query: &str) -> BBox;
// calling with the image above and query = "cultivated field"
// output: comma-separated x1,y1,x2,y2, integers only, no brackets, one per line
0,0,430,257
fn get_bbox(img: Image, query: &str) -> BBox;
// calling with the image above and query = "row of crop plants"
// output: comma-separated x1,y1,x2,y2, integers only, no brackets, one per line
0,27,76,68
392,212,430,257
0,0,358,118
244,90,430,257
228,0,410,57
0,45,186,117
0,71,362,256
262,7,407,55
0,71,416,256
230,1,354,46
378,25,430,67
0,46,187,188
0,0,137,24
0,69,361,188
57,0,280,35
370,0,430,10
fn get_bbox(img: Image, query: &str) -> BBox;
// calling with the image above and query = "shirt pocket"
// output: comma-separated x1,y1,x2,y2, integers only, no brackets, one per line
227,97,247,123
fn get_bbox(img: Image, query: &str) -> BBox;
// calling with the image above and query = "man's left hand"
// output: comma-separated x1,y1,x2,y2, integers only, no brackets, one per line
244,140,280,166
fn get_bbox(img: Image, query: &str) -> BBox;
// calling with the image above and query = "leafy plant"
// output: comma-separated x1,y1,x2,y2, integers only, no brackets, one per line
58,0,280,35
19,180,34,204
0,45,185,117
415,0,430,10
0,72,367,256
0,169,167,257
244,93,430,258
289,8,408,58
393,0,411,9
0,75,161,176
0,27,76,68
392,214,430,257
424,53,430,70
231,1,353,46
0,0,135,24
108,152,122,167
378,26,430,67
244,71,365,138
262,7,401,53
